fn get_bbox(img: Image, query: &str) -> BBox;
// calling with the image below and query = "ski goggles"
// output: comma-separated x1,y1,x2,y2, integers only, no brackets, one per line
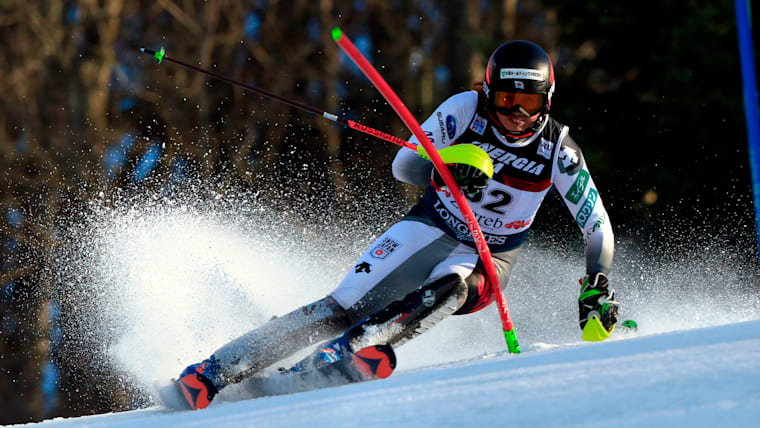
492,91,545,116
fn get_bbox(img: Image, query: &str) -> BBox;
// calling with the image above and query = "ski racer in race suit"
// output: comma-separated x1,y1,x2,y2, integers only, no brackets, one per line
174,40,618,410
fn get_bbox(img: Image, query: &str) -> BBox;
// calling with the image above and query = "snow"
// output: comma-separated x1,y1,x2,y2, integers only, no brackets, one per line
40,189,760,428
39,195,760,427
16,320,760,427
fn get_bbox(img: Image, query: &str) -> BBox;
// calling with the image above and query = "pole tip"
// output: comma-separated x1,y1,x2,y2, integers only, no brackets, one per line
331,27,342,41
154,47,165,64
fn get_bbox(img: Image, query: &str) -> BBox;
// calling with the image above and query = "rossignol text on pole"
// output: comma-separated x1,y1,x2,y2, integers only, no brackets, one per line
331,27,520,353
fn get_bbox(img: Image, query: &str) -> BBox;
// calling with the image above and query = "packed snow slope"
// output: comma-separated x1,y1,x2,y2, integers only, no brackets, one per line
18,320,760,427
37,188,759,427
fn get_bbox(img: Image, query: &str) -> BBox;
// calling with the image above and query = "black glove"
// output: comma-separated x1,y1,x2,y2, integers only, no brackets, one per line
578,272,619,331
431,163,489,195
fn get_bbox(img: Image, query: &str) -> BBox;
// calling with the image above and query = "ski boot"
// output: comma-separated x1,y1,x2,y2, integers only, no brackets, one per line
578,273,619,342
175,355,226,410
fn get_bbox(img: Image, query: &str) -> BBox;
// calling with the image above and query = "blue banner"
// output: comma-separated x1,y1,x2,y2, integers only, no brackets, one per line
735,0,760,264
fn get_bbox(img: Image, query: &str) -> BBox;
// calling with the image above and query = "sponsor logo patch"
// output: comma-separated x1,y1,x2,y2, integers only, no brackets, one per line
432,200,508,245
565,169,590,204
371,237,401,259
422,290,436,307
475,142,546,175
537,138,554,160
424,130,435,144
354,261,372,274
584,213,607,244
445,115,457,140
575,188,598,228
470,115,487,135
558,146,581,174
591,214,606,233
436,112,446,141
504,219,532,229
500,68,545,81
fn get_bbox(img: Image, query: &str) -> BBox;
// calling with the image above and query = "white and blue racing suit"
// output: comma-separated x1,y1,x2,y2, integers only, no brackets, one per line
330,90,614,321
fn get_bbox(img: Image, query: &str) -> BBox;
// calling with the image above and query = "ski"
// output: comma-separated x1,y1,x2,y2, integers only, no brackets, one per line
154,344,396,410
242,344,397,399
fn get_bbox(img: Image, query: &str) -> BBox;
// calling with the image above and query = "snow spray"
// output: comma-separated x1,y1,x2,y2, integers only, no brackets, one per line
51,180,760,405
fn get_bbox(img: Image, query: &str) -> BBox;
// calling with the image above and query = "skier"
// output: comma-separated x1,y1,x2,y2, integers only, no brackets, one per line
170,40,617,410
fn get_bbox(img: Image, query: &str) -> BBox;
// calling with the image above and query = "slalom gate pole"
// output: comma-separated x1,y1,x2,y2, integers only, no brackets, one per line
332,28,520,353
138,47,417,151
733,0,760,266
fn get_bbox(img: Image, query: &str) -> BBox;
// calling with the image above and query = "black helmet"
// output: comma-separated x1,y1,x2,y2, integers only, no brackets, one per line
484,41,555,136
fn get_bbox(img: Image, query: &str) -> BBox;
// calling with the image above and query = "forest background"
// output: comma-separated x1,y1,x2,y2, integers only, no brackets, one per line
0,0,758,424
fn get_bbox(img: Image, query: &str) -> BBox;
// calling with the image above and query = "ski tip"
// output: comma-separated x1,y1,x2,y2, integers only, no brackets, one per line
331,27,343,41
621,319,638,330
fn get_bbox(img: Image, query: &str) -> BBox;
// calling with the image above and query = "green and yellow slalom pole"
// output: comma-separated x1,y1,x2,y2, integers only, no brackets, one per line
332,28,520,353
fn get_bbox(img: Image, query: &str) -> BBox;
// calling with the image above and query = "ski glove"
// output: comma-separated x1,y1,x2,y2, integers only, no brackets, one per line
431,163,489,195
578,272,619,331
